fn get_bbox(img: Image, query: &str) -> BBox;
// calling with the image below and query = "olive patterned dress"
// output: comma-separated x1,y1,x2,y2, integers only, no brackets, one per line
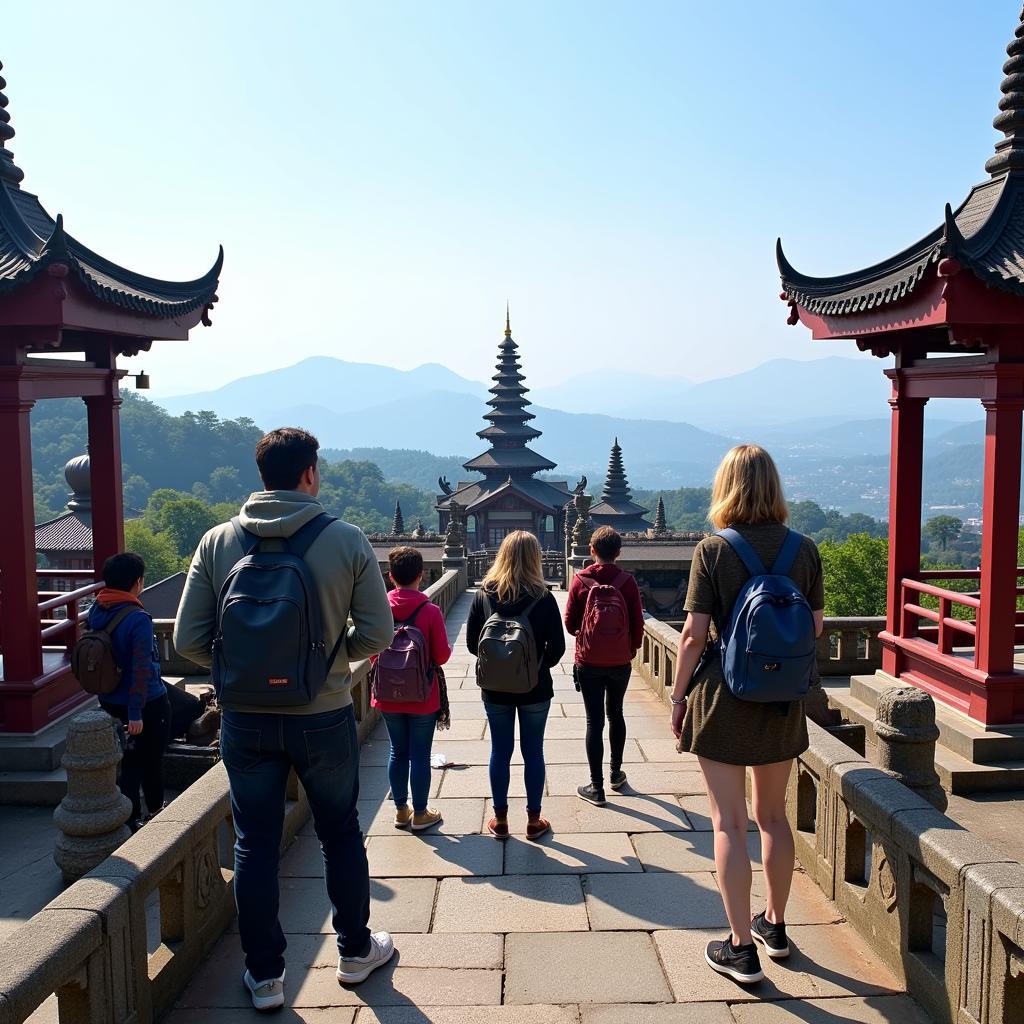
678,522,824,766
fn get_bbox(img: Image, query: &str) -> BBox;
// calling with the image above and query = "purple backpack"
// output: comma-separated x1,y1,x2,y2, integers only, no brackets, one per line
372,602,433,703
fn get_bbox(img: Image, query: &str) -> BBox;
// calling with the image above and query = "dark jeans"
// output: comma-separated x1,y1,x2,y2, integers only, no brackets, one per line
383,711,437,813
220,704,370,981
166,682,203,742
577,664,632,788
101,694,171,821
484,699,551,813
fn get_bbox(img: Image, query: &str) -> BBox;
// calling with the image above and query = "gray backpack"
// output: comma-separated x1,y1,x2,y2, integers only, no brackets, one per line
475,593,543,694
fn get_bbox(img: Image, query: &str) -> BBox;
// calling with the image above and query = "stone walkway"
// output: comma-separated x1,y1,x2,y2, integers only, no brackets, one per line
171,591,933,1023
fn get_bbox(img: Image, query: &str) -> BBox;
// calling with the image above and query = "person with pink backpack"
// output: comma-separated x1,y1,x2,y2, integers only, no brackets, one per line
371,547,452,832
564,526,645,806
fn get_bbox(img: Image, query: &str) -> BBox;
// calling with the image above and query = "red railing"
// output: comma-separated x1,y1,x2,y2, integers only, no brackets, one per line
37,581,103,658
899,567,1024,667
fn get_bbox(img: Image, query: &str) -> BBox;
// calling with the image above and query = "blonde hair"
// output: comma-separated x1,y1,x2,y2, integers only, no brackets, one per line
481,530,547,604
708,445,788,530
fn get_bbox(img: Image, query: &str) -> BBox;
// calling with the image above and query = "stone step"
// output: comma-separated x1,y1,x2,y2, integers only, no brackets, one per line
0,768,67,806
933,747,1024,795
851,673,1024,763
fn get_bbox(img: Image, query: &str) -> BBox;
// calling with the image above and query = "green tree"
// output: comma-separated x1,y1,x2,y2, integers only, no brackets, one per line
789,500,828,535
153,497,219,559
925,515,963,551
123,474,150,510
124,521,185,583
819,533,889,617
208,465,245,503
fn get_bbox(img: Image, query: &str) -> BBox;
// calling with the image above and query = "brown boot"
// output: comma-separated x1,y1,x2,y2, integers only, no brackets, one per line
487,810,509,840
526,812,550,841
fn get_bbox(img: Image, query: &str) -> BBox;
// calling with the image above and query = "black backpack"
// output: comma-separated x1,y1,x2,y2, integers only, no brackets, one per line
475,593,543,694
212,513,344,708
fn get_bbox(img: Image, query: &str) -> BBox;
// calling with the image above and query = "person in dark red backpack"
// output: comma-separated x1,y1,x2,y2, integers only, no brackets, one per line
564,526,645,805
371,547,452,832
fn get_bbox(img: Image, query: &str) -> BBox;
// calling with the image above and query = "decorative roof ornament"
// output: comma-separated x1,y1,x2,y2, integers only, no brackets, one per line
654,496,667,534
438,475,453,496
64,452,91,512
602,438,631,504
505,301,512,338
392,499,405,535
0,60,24,187
987,5,1024,176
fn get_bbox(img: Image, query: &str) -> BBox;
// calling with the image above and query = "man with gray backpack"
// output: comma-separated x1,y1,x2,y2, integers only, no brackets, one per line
174,428,395,1011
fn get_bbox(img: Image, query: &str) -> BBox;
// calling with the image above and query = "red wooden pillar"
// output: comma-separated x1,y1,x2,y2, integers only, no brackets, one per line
85,380,125,575
975,396,1024,678
883,383,927,677
0,393,43,681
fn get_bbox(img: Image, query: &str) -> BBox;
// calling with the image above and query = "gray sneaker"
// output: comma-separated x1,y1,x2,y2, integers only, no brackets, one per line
337,931,396,984
243,969,285,1011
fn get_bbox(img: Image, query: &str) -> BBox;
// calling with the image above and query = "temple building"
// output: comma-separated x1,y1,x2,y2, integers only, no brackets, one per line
589,437,651,533
437,311,570,550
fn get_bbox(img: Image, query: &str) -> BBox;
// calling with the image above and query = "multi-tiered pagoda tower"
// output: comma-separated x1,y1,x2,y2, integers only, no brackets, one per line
589,438,651,533
437,310,570,550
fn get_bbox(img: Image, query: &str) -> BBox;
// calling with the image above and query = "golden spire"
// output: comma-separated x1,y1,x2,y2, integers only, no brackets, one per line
504,301,512,338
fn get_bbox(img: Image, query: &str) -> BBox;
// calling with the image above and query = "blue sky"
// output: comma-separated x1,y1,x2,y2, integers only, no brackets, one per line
4,1,1019,395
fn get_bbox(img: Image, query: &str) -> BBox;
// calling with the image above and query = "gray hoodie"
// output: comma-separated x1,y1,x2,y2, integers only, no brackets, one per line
173,490,394,715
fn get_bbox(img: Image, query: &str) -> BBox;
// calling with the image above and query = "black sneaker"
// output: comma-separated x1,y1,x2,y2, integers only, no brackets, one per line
751,911,790,958
704,936,764,984
577,783,607,806
609,769,627,791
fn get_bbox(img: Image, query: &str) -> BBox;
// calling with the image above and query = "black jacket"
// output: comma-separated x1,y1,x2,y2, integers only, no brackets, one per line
466,587,566,706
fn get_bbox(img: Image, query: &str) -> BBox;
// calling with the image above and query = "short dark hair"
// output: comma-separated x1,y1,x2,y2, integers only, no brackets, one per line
389,546,424,586
590,526,622,561
255,428,320,490
102,551,146,591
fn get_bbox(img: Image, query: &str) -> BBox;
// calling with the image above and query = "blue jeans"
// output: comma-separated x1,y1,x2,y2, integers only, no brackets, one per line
220,705,370,981
484,699,551,813
382,710,437,813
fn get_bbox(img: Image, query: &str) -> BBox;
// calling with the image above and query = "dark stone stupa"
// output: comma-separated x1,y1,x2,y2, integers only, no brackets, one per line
589,438,651,533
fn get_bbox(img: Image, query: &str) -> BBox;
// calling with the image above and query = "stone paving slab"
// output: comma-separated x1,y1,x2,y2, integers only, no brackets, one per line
582,1005,734,1024
544,763,705,797
501,794,692,833
437,765,529,798
653,925,902,1003
504,833,642,874
355,1008,580,1023
730,995,935,1023
366,835,504,878
504,932,672,1004
354,767,443,802
355,798,487,836
298,933,505,970
166,1011,353,1023
584,871,729,931
413,738,646,766
750,872,845,926
290,966,502,1008
225,877,437,935
432,875,588,932
632,830,763,872
678,794,756,832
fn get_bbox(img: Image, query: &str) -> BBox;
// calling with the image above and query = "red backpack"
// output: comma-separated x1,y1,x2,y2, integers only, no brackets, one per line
576,571,633,667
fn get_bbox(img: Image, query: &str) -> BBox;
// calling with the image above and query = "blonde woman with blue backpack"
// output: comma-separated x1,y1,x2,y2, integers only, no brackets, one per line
669,445,824,985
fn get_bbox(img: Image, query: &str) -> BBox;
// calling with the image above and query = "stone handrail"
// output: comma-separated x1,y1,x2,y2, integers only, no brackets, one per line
0,568,467,1024
631,616,1024,1024
817,615,885,677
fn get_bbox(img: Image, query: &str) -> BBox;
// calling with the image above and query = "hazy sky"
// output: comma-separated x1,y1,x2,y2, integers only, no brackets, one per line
4,1,1018,396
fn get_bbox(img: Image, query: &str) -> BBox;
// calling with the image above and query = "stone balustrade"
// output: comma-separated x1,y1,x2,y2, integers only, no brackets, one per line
0,568,466,1024
631,614,1024,1024
817,615,885,677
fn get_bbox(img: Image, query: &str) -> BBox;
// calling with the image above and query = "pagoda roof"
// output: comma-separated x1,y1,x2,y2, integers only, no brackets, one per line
0,60,221,322
35,505,142,553
463,446,557,473
778,9,1024,320
438,475,570,514
590,498,651,518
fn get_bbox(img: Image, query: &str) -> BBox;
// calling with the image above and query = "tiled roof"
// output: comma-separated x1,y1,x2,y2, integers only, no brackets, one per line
0,184,222,319
35,506,142,553
140,572,187,619
438,476,570,514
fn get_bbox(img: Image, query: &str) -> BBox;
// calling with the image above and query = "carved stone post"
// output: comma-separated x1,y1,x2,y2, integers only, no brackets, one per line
54,709,133,881
873,686,947,811
569,492,593,576
442,500,467,578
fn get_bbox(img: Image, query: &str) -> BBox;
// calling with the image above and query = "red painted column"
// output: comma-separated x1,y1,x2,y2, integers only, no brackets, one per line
883,383,927,677
84,376,125,576
0,394,43,682
976,397,1024,679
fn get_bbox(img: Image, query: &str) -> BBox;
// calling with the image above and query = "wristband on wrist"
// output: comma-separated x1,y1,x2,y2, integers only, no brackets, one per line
670,696,686,706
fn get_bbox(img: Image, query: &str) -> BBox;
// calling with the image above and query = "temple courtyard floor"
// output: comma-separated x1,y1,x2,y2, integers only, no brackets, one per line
165,591,933,1023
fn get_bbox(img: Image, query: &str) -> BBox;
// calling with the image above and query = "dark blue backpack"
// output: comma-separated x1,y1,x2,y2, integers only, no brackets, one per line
715,528,816,703
212,513,345,708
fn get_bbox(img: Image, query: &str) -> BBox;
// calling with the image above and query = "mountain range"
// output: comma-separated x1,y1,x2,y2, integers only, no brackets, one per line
156,355,989,516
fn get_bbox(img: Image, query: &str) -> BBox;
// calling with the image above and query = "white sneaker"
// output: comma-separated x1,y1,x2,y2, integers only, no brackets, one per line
243,968,285,1011
336,931,396,984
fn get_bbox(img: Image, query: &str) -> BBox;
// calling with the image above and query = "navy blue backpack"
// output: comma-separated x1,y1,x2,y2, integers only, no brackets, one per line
212,513,345,708
715,528,816,703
